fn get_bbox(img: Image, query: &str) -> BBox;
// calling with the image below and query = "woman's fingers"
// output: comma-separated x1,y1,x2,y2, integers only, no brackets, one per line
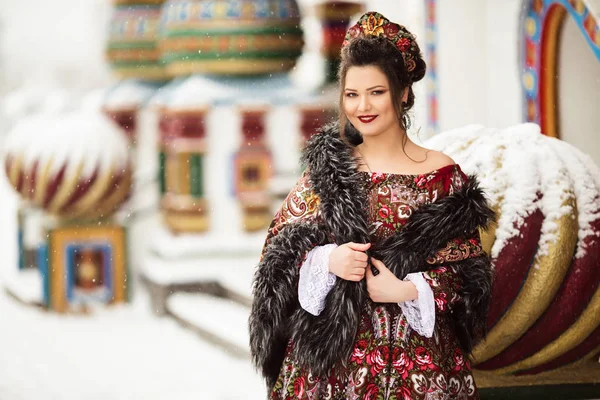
352,260,368,269
354,252,369,262
346,242,371,252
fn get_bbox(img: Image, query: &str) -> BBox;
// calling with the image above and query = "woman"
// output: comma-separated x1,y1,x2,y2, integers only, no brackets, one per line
249,12,494,400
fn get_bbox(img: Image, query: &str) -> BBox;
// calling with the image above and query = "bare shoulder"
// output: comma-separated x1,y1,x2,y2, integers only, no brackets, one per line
425,150,456,170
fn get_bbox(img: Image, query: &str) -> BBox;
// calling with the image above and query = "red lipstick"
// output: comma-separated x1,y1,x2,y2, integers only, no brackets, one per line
358,115,378,124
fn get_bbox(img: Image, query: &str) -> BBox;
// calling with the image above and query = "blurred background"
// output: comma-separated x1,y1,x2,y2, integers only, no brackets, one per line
0,0,599,399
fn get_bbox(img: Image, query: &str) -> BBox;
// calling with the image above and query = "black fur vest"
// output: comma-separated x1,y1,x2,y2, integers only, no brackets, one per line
249,124,495,388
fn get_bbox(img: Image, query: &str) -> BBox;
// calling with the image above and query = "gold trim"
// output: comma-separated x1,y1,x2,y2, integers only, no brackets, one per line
88,169,132,219
67,166,115,219
540,6,566,138
472,197,579,363
494,285,600,374
166,59,296,77
7,156,22,191
160,193,207,212
49,225,127,312
112,68,167,81
163,211,209,233
479,204,499,255
106,49,161,61
159,36,304,52
47,162,84,215
242,208,271,232
163,20,301,31
161,107,210,116
34,159,53,207
474,357,600,388
177,152,191,195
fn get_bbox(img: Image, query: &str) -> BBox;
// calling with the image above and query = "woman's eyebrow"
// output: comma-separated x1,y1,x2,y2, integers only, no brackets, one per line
344,85,386,91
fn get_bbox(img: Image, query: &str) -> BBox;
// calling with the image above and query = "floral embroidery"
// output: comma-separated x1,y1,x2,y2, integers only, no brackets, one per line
269,164,481,399
414,346,436,371
427,236,486,264
361,14,386,36
342,12,422,76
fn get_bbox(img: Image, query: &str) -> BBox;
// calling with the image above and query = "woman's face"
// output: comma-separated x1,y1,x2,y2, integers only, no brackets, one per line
343,65,401,137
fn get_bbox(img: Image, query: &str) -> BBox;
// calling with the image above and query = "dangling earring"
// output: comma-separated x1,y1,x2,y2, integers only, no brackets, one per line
402,113,411,130
401,101,411,130
344,118,364,146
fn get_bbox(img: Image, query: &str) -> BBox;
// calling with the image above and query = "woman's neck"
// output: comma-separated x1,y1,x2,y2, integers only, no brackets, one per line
357,126,409,161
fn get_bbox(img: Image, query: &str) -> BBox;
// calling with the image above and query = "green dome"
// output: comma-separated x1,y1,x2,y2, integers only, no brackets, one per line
106,1,167,80
159,0,304,76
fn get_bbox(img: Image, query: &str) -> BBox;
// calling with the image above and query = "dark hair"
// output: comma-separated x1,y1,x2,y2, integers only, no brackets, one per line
337,35,426,144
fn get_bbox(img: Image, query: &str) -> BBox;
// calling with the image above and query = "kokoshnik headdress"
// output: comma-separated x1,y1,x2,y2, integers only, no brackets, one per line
342,11,422,82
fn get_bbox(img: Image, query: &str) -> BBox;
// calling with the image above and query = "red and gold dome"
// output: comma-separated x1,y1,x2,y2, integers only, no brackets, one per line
426,123,600,379
3,112,132,220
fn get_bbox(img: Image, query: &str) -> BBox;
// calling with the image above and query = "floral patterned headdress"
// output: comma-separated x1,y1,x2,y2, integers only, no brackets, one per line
342,11,421,82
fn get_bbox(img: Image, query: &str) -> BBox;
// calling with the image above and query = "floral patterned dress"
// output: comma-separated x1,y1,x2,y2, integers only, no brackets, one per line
264,164,486,400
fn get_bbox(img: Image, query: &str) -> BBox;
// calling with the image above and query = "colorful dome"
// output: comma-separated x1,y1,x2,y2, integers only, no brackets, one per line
3,112,132,220
159,0,304,76
426,123,600,375
106,1,167,80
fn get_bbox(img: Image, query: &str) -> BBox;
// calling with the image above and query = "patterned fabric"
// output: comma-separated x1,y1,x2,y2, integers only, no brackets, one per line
260,170,322,261
268,164,485,400
298,246,436,337
298,244,339,316
342,12,422,79
399,273,436,338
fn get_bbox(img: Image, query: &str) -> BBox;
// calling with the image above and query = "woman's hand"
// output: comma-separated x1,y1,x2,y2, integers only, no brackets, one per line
366,258,418,303
328,242,371,281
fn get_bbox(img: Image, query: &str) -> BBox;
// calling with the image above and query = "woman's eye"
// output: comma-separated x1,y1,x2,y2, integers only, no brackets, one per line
345,93,357,97
372,90,383,95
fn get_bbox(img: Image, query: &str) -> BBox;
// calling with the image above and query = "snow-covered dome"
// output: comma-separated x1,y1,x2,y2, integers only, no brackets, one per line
426,123,600,375
106,1,166,80
3,112,132,219
103,79,160,111
159,0,304,76
163,73,311,109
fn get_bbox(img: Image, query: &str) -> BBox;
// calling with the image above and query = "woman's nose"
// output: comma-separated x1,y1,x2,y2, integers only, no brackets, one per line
358,96,371,112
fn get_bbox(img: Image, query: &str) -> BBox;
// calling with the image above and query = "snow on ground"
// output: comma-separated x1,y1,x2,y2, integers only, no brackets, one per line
0,288,266,400
0,174,267,400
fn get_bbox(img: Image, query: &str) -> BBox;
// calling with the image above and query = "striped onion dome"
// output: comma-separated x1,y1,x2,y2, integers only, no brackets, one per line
106,0,167,80
159,0,304,76
3,112,132,220
426,123,600,376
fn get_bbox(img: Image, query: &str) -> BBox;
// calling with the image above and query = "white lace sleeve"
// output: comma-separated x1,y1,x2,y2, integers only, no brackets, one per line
398,272,436,337
298,244,338,316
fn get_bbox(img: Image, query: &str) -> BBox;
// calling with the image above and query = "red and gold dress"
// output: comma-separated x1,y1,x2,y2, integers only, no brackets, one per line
264,164,486,400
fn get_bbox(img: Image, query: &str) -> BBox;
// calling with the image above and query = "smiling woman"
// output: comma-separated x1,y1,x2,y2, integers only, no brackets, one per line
249,11,495,400
336,31,450,176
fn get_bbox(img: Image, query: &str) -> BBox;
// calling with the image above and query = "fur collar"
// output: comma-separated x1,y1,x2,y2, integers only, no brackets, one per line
249,123,495,388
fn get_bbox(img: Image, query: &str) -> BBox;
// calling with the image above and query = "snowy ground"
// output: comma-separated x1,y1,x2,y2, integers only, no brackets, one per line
0,288,266,400
0,176,267,400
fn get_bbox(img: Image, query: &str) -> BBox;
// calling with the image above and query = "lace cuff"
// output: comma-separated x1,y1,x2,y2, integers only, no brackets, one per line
298,244,338,316
398,272,436,337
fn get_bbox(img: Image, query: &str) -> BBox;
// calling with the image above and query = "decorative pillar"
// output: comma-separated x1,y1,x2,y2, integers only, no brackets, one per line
425,0,439,135
234,105,272,232
298,105,335,146
159,107,210,233
520,0,600,137
315,1,365,84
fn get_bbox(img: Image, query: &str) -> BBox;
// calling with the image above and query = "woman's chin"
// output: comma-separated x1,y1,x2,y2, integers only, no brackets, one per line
357,125,383,137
